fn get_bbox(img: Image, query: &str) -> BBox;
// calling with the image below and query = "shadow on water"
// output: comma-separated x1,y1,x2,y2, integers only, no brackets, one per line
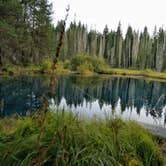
0,75,166,126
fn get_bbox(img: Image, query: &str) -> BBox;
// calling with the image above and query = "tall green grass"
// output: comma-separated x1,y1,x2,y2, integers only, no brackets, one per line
0,109,164,166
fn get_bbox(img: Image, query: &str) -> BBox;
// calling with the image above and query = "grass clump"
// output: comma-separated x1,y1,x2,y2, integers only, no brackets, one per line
0,110,164,166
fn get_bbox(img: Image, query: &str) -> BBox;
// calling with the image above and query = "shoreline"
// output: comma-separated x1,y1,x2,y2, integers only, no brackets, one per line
138,122,166,139
98,68,166,81
1,66,166,82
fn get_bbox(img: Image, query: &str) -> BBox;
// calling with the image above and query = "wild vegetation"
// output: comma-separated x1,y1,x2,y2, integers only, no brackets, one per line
62,55,166,79
57,23,166,73
1,0,166,74
1,1,166,165
0,109,165,166
63,54,109,75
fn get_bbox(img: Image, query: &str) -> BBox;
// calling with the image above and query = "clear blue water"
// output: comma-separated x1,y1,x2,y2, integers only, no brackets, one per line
0,75,166,126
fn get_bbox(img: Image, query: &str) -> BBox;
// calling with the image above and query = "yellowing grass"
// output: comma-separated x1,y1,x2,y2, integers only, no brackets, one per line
99,68,166,80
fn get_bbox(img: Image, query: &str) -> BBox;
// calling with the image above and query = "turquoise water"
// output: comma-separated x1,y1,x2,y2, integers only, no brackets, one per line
0,75,166,126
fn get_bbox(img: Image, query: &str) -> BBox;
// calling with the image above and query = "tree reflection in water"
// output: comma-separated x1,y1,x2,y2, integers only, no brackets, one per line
0,75,166,126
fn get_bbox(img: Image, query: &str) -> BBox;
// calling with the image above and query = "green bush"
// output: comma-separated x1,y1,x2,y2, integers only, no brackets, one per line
76,62,94,74
41,59,52,72
1,65,17,75
63,60,72,69
70,54,109,73
56,65,70,74
70,54,90,70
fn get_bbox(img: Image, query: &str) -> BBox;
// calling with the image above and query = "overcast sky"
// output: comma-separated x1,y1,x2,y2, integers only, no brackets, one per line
49,0,166,35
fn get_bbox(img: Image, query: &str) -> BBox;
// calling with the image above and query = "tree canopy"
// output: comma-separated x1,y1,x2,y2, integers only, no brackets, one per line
0,0,166,72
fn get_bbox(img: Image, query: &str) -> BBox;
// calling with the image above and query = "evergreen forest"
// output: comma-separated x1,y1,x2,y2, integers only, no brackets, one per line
1,0,166,73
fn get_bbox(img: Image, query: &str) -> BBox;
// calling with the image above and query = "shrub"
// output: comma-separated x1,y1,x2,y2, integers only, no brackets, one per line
76,62,94,74
71,54,109,73
41,59,52,72
63,60,72,70
70,55,90,70
56,65,70,74
1,65,17,75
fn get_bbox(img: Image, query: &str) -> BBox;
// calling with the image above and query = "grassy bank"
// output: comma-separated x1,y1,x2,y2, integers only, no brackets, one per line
0,65,71,75
1,55,166,81
0,109,165,166
98,68,166,80
0,61,70,76
63,55,166,80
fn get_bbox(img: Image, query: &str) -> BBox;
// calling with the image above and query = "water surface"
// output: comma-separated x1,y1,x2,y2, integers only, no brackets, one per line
0,75,166,127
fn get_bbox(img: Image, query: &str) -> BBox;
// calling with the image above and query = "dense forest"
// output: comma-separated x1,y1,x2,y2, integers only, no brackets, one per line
0,0,54,65
1,0,166,72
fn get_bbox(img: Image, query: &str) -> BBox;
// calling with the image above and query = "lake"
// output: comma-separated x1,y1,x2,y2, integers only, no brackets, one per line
0,75,166,127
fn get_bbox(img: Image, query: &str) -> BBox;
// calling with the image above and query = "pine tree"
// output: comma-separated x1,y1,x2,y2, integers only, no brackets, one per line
115,22,123,67
124,26,133,68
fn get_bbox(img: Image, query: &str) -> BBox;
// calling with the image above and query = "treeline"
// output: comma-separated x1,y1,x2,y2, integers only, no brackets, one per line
0,0,55,65
58,22,166,72
1,0,166,72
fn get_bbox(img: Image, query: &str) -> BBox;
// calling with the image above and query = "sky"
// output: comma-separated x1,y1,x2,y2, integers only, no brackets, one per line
49,0,166,35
